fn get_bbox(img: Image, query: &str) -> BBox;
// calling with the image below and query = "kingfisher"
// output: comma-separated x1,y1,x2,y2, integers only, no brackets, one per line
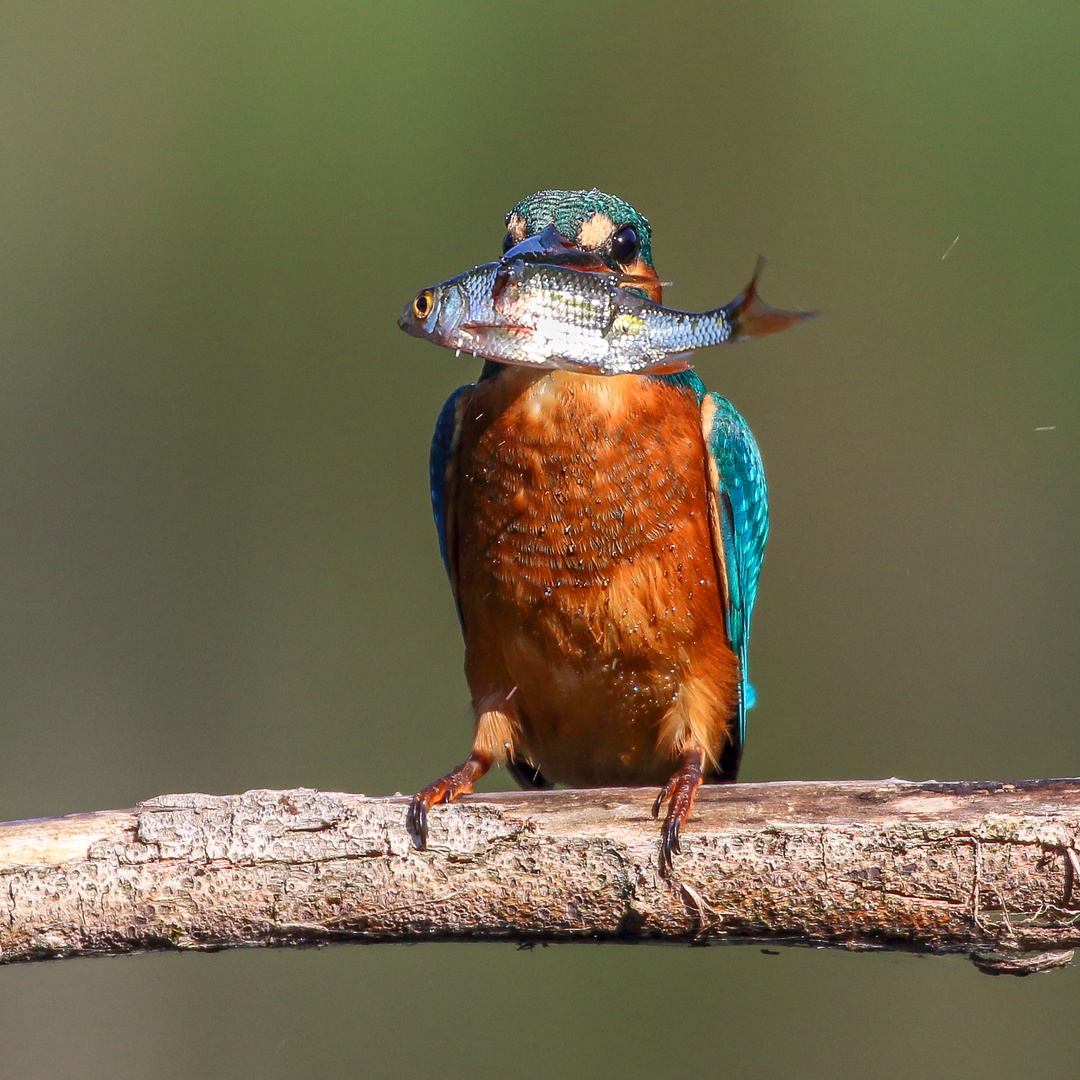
407,189,779,873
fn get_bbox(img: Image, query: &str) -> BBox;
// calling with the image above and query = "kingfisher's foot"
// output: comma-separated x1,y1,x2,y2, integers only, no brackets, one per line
406,751,492,849
651,748,705,876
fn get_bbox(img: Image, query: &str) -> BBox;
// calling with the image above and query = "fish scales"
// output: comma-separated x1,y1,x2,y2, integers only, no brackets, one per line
400,258,815,376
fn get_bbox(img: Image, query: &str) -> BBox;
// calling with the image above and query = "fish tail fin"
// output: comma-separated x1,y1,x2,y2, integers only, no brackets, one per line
723,256,819,341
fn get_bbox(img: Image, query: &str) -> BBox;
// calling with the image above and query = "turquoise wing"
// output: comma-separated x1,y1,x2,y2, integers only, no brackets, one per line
703,391,769,768
429,384,473,619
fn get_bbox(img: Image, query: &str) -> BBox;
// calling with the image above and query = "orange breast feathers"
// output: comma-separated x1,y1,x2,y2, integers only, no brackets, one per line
447,368,740,787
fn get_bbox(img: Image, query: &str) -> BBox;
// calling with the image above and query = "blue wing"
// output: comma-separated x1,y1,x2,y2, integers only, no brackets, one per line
702,391,769,764
430,384,475,621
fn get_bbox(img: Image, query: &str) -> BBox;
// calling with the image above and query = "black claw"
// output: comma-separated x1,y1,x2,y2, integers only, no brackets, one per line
658,816,682,876
651,787,666,819
406,797,428,850
669,821,682,856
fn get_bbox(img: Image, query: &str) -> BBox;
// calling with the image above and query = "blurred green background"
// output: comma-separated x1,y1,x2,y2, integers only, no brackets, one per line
1,1,1077,1076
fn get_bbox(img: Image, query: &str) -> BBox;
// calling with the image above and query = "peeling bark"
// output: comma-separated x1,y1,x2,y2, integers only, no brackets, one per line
2,779,1078,976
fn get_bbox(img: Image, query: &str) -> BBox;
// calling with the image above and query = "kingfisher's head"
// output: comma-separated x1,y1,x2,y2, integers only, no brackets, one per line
504,188,662,302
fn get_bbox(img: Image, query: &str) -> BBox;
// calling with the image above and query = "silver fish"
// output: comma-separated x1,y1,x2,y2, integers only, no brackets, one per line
398,257,815,376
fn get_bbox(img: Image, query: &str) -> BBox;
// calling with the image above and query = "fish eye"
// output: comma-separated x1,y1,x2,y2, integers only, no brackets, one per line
610,224,640,265
412,289,434,319
502,231,515,254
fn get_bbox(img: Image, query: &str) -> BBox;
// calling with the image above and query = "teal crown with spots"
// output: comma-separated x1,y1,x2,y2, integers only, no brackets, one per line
507,188,654,268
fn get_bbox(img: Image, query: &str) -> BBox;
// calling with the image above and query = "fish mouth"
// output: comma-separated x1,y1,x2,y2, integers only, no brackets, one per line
398,303,426,337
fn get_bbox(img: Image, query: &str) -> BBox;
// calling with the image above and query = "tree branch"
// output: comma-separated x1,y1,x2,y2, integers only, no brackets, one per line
3,779,1079,975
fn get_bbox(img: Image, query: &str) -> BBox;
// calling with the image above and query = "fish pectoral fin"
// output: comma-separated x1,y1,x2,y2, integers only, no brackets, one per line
646,351,695,374
724,256,820,340
460,322,534,337
618,272,673,288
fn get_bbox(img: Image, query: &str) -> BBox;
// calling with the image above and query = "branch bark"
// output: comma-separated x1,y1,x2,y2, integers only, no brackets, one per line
3,779,1079,975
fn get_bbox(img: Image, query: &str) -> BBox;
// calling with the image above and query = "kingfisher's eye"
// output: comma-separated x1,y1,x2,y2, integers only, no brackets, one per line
502,231,515,254
610,224,640,264
412,289,434,319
